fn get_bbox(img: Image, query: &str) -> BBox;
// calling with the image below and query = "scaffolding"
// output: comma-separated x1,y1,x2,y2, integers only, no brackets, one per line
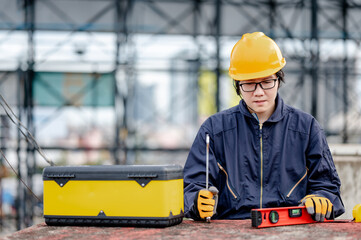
0,0,361,230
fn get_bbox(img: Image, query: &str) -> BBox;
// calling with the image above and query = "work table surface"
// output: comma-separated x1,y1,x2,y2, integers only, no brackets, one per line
3,219,360,240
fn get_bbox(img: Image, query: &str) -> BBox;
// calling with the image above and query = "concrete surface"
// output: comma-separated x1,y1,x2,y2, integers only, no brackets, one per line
2,219,360,240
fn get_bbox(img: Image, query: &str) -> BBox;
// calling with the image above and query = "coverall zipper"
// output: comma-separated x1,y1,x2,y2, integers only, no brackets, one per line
259,123,263,209
286,169,308,198
217,162,237,199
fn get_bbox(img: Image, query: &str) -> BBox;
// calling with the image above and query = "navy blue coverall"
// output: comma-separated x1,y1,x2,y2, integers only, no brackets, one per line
184,95,345,219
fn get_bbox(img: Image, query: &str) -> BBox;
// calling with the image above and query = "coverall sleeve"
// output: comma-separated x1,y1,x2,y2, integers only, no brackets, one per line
183,123,219,220
306,120,345,217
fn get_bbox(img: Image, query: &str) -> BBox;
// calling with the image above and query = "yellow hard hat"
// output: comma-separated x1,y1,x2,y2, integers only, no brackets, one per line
229,32,286,81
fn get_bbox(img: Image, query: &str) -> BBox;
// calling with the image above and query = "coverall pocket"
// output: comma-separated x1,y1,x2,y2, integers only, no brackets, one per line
282,169,308,205
217,162,239,199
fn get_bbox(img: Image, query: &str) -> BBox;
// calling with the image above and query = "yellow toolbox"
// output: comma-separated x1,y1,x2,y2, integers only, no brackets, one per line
43,165,184,227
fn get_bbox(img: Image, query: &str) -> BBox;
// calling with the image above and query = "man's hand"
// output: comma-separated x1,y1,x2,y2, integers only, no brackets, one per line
299,194,333,222
194,188,218,220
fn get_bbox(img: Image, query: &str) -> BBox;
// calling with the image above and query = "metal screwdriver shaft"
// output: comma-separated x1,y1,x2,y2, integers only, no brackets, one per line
205,134,211,223
206,134,209,190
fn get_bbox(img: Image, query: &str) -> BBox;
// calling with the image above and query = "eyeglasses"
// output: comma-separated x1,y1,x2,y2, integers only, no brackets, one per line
239,78,278,92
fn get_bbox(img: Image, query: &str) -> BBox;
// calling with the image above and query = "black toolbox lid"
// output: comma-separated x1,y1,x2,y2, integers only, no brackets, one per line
43,165,183,182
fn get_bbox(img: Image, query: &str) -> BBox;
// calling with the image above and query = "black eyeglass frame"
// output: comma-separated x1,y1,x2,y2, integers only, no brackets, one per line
239,78,278,92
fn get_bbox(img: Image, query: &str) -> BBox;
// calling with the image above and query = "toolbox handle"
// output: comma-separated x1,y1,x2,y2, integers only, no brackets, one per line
46,174,75,178
127,174,158,178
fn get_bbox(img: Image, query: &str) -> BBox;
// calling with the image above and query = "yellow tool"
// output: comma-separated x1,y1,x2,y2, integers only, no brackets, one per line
352,204,361,223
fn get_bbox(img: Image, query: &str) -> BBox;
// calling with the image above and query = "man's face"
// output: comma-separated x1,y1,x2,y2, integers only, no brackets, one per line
239,74,279,118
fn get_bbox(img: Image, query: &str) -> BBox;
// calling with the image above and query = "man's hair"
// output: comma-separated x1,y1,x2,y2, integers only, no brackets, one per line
233,69,285,97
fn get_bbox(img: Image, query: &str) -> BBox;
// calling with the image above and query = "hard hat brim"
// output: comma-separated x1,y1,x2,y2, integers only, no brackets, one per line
229,58,286,81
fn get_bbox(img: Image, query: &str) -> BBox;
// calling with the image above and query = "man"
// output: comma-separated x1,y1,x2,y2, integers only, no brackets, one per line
183,32,344,221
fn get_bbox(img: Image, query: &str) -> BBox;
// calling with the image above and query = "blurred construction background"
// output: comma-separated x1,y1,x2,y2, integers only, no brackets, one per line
0,0,361,235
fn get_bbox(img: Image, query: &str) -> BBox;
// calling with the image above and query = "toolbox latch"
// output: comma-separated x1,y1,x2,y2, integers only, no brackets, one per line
127,174,158,187
46,173,75,187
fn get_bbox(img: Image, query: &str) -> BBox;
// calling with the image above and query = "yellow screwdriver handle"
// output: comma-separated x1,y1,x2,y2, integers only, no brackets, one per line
205,186,219,223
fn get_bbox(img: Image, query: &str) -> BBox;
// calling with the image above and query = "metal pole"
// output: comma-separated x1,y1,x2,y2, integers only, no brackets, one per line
192,0,201,125
310,0,319,119
15,68,23,231
269,0,276,38
114,0,121,165
215,0,221,111
24,0,36,228
342,0,348,143
114,0,133,164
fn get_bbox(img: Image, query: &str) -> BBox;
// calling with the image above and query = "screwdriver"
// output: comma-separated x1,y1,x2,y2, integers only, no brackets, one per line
206,134,210,222
205,134,219,223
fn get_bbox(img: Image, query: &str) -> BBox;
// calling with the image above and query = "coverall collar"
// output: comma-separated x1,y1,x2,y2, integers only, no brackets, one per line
239,93,287,123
